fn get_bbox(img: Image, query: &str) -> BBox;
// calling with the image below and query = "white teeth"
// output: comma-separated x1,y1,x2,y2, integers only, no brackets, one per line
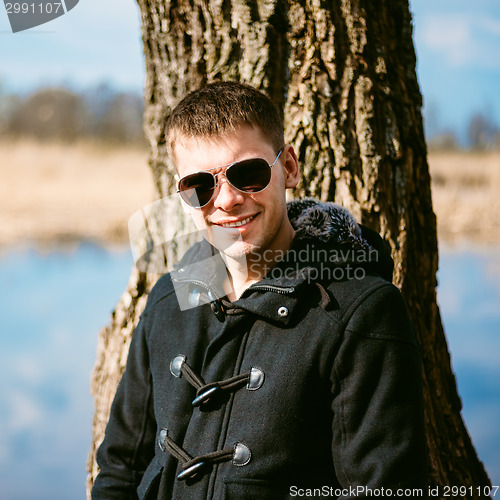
220,216,254,228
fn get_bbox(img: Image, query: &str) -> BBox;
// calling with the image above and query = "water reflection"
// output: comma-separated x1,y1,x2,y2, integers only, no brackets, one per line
436,245,500,484
0,244,133,500
0,243,498,499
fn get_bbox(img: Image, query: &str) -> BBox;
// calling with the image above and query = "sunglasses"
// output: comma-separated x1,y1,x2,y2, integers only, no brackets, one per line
176,149,283,208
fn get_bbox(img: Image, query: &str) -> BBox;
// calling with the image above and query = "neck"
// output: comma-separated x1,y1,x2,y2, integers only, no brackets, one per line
223,220,295,300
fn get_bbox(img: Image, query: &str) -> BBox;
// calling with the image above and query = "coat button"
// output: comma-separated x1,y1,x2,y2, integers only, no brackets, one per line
170,355,186,378
247,367,265,390
277,306,289,317
159,428,168,452
232,442,251,466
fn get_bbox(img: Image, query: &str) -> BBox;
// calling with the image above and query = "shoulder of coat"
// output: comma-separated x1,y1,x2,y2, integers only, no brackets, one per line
144,272,177,313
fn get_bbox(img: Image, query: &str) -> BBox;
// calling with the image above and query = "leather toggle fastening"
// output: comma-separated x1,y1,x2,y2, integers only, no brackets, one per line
158,428,168,452
208,289,226,322
170,355,186,378
247,367,265,390
170,357,265,406
159,429,251,481
232,442,251,466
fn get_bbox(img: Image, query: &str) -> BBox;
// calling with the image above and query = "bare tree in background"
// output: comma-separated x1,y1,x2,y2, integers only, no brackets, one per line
87,0,492,497
468,112,499,151
6,88,86,140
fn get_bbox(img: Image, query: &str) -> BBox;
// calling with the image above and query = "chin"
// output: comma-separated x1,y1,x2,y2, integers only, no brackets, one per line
220,241,261,261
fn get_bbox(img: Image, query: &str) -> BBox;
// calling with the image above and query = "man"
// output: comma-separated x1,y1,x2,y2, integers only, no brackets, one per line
92,81,427,499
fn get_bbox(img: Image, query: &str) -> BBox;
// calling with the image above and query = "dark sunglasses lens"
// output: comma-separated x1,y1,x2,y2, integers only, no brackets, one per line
178,172,215,207
227,159,271,192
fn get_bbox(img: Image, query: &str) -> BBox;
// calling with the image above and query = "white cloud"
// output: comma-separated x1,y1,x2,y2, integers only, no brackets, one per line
4,390,44,433
421,15,472,64
11,355,46,384
419,13,500,69
480,17,500,36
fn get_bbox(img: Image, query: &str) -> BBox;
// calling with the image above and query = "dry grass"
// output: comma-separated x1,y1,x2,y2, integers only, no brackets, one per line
0,139,499,248
0,139,153,248
429,151,500,244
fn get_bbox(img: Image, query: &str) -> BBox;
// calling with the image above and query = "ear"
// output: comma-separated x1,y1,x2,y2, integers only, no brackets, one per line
281,145,300,189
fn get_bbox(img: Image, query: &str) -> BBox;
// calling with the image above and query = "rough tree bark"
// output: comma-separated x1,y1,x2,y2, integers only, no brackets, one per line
87,0,492,498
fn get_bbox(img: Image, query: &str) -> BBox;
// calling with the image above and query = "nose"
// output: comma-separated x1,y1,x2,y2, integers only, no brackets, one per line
212,176,245,211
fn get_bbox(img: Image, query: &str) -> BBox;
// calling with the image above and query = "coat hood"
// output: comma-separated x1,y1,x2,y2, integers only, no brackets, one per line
287,198,370,249
276,198,394,283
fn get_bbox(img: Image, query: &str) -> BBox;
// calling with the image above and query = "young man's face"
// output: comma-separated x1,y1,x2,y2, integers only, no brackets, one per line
173,125,299,263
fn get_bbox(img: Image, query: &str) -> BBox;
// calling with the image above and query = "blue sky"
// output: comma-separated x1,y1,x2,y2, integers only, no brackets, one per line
411,0,500,139
1,0,499,140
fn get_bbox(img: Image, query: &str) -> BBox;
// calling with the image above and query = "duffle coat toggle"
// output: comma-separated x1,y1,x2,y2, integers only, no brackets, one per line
158,429,251,481
208,289,226,322
170,355,264,407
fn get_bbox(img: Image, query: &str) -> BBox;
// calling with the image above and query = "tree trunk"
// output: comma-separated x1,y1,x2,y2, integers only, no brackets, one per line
87,0,492,498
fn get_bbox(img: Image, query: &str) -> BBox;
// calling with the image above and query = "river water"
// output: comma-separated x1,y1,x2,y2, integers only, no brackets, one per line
0,243,498,499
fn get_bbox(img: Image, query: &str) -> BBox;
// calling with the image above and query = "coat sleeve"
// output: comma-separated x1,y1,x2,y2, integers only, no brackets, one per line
91,313,157,500
330,283,428,498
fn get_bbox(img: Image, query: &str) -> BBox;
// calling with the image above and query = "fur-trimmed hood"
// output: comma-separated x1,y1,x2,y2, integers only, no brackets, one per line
278,198,394,283
287,198,370,249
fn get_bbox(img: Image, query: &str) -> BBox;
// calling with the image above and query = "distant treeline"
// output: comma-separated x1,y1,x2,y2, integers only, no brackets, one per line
427,113,500,152
0,84,145,145
1,84,499,151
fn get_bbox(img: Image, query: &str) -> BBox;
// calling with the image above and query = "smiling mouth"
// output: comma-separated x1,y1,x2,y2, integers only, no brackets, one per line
216,214,257,228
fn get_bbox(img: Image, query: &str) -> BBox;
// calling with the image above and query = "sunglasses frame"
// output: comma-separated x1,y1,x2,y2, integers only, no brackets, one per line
176,148,284,208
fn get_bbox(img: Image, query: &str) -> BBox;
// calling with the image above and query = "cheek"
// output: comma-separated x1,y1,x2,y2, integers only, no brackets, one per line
272,169,290,199
268,176,288,203
188,209,209,232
